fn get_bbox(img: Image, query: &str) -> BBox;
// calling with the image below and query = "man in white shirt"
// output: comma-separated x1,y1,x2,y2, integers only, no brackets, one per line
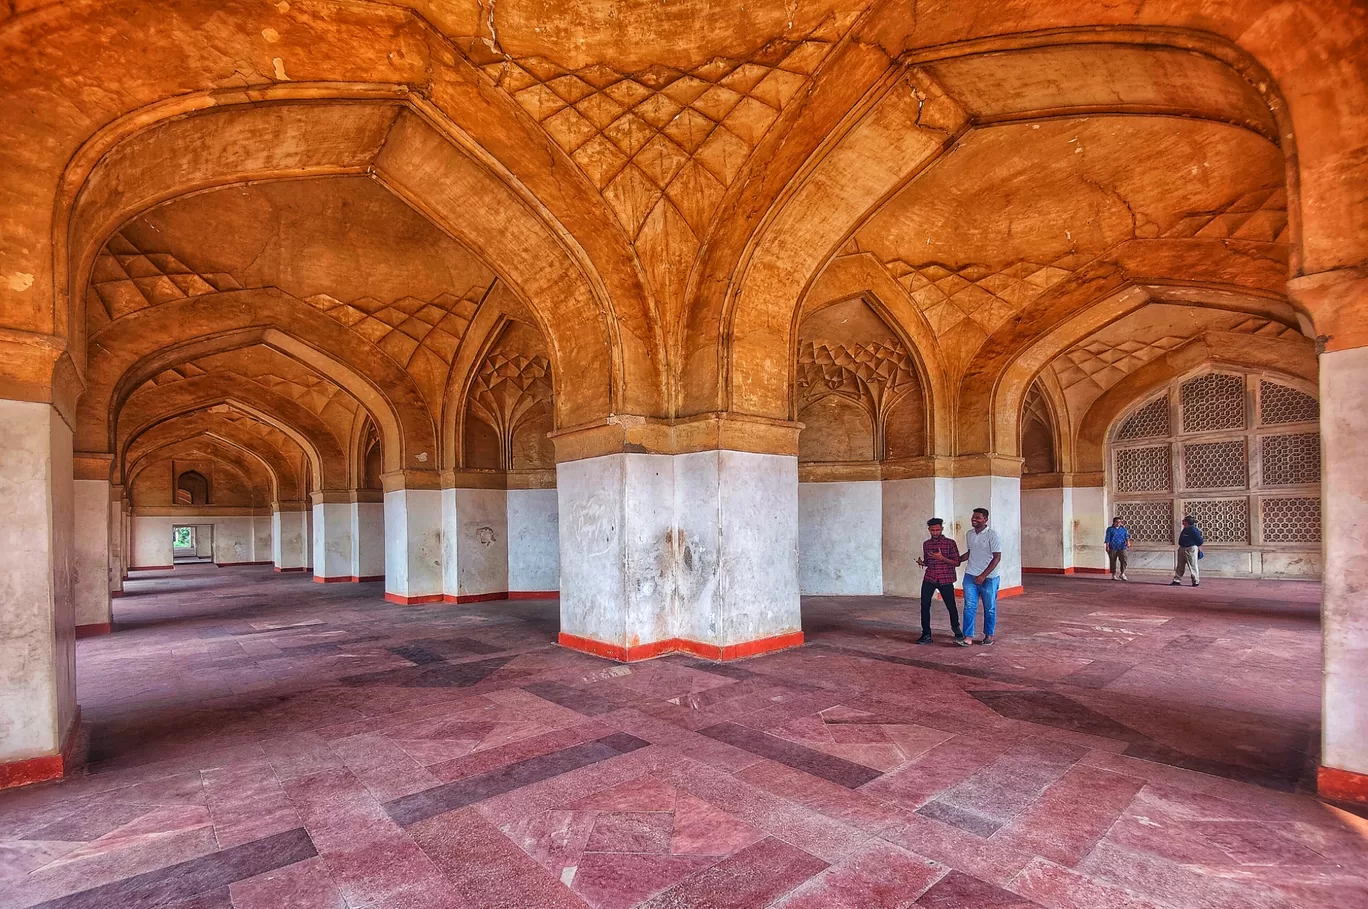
952,507,1002,646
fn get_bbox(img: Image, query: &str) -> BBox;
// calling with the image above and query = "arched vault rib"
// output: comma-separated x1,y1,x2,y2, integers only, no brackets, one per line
1074,332,1317,474
115,373,350,491
124,411,309,503
60,96,657,425
801,252,953,457
687,27,1317,425
957,239,1291,456
126,434,281,507
77,290,432,473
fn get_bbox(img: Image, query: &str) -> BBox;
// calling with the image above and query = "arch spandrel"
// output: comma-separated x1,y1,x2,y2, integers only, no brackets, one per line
1075,332,1317,475
114,374,351,491
76,290,433,473
127,435,280,507
124,409,309,502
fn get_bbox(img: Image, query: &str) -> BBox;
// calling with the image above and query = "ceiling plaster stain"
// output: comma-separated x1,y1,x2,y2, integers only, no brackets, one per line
6,272,33,291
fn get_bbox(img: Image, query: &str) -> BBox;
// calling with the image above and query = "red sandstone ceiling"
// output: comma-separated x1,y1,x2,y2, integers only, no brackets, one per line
1,0,1361,500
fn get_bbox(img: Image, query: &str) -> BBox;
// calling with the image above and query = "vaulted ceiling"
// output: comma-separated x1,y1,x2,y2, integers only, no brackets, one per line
1,0,1361,501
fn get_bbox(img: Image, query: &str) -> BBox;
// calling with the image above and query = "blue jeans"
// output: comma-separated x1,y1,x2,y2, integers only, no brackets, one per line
962,575,1000,637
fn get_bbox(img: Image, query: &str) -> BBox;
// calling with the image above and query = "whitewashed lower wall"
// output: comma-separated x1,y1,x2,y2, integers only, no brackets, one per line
508,488,559,592
798,481,882,595
131,513,271,568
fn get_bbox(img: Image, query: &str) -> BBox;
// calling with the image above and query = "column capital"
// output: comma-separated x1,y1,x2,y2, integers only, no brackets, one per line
550,412,801,462
1288,265,1368,352
379,469,442,492
272,499,311,512
73,452,113,481
1021,470,1105,490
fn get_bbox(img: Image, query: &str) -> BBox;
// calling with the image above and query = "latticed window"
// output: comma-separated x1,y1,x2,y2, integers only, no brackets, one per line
1115,445,1171,493
1107,370,1321,574
1183,439,1247,489
1181,373,1245,433
1182,498,1250,544
1260,380,1318,425
1115,500,1172,543
1261,432,1321,486
1115,395,1170,441
1261,497,1321,544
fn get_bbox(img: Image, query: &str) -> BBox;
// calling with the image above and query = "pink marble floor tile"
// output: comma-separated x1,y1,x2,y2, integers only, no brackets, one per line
774,838,946,908
228,855,346,909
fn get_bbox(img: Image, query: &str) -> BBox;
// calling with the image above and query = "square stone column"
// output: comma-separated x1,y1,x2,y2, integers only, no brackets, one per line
108,485,125,598
440,484,509,602
384,471,443,604
952,464,1023,595
882,473,954,596
556,447,801,661
1319,343,1368,803
0,400,79,788
311,491,352,582
272,501,310,572
72,475,113,636
349,491,385,582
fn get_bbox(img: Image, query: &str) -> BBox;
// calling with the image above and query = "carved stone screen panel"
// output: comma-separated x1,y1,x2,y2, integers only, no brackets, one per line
1115,500,1173,544
1115,445,1172,493
1183,439,1247,490
1181,373,1245,433
1261,497,1321,544
1260,432,1321,486
1115,395,1170,441
1259,380,1319,426
1182,498,1250,544
1107,370,1320,576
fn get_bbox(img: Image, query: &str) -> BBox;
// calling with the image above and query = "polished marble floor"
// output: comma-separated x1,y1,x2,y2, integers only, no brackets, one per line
1,566,1364,908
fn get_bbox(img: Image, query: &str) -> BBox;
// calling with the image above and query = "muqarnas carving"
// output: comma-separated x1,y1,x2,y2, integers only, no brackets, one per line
795,298,925,462
463,321,556,471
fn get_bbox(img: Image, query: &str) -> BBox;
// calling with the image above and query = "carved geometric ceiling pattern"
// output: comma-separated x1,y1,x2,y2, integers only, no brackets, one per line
302,286,486,420
1160,186,1289,242
796,340,916,414
1052,317,1297,395
482,31,837,237
881,256,1081,338
88,231,243,326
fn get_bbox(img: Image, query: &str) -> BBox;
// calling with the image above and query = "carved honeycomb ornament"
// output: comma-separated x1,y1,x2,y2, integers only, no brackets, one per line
1183,439,1247,490
1261,497,1321,544
1183,498,1250,544
1114,444,1172,493
1108,371,1320,569
1260,432,1321,486
1259,380,1319,425
1115,500,1173,544
1181,372,1245,433
796,340,916,410
1115,396,1171,442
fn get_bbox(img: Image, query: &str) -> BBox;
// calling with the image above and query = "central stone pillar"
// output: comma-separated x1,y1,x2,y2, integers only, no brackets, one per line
72,454,113,637
1318,341,1368,804
383,470,443,604
272,500,310,572
554,417,802,661
349,489,385,582
950,457,1024,595
311,490,352,582
1292,269,1368,806
0,399,79,789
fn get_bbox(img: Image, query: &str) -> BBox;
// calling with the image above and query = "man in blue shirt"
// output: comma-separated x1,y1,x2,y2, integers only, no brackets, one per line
1172,515,1204,587
1105,517,1130,581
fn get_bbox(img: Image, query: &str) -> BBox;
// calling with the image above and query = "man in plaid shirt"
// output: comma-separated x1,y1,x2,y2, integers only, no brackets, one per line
915,518,965,645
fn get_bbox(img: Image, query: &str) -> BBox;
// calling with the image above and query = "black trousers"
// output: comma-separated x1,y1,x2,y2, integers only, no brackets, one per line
920,581,962,637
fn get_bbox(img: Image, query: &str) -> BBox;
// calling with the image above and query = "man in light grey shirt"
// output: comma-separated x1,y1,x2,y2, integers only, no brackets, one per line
951,507,1002,646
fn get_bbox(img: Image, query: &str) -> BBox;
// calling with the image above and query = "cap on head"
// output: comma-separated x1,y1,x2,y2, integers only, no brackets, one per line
927,518,943,527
